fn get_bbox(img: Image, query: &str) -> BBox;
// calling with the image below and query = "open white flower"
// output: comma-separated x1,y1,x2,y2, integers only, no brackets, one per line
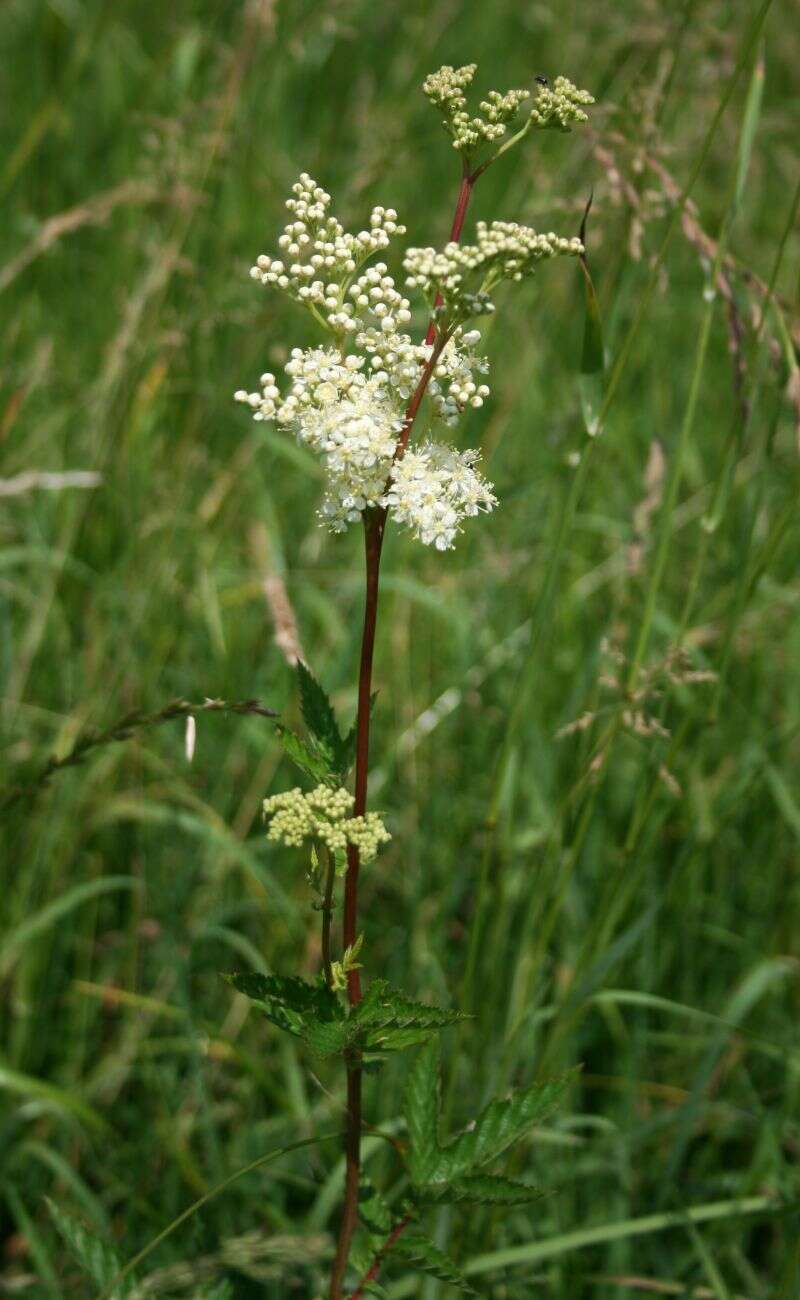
236,337,497,547
385,442,497,550
236,151,586,549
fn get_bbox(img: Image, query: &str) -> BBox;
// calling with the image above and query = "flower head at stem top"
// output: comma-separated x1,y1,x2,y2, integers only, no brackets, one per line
423,63,594,177
236,192,584,548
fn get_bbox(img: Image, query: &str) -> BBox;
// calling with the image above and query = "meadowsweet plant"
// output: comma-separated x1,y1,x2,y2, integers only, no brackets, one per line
233,63,593,1298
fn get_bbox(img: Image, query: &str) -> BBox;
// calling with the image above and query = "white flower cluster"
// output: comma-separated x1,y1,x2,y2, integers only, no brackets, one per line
237,347,404,528
249,173,406,333
405,221,584,322
530,76,594,131
263,785,390,864
385,442,496,550
239,165,592,548
423,64,530,157
349,325,490,423
427,329,490,422
236,339,493,539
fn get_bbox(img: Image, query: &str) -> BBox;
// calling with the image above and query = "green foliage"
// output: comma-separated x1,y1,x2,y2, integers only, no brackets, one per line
46,1201,135,1298
404,1041,443,1186
358,1180,394,1235
227,971,343,1048
354,978,466,1054
391,1230,476,1294
442,1071,573,1179
275,723,336,785
404,1040,571,1191
274,664,358,784
296,660,355,780
230,972,463,1058
417,1172,548,1206
298,661,344,763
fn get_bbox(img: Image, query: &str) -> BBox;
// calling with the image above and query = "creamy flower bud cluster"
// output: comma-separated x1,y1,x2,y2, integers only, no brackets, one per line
423,65,593,163
263,785,390,864
405,221,584,322
248,173,406,333
530,76,594,131
423,64,530,157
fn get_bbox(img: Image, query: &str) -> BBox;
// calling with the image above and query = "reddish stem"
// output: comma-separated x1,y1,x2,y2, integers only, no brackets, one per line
342,512,385,1004
347,1217,412,1299
328,165,477,1300
424,165,474,345
340,336,448,1012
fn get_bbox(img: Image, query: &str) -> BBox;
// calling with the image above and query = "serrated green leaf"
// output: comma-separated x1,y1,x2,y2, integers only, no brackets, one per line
404,1041,442,1185
338,721,357,775
228,971,343,1045
415,1173,548,1206
47,1200,135,1297
442,1071,573,1179
404,1045,572,1188
227,972,339,1026
303,1016,354,1057
275,724,334,783
228,971,339,1017
297,661,342,750
393,1231,476,1294
358,1180,394,1234
365,1027,438,1054
233,973,462,1059
354,979,465,1050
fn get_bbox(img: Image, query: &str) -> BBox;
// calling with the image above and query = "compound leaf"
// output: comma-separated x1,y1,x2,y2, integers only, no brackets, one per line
297,661,340,748
358,1180,394,1235
404,1043,572,1190
275,724,334,784
392,1231,475,1294
442,1071,573,1179
416,1172,549,1206
404,1040,442,1185
228,971,343,1045
355,979,465,1050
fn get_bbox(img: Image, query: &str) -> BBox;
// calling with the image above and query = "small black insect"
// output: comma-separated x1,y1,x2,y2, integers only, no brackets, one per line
534,75,550,89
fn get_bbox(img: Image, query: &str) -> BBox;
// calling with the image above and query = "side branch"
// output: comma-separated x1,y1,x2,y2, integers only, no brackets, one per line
348,1216,412,1298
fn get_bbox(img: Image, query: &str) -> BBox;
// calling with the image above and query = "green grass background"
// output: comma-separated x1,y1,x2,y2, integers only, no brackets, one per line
2,0,800,1295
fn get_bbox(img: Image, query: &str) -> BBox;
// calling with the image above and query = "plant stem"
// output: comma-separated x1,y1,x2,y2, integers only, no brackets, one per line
348,1217,412,1298
342,511,386,1004
424,162,474,345
321,844,336,990
328,168,478,1300
328,518,383,1298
